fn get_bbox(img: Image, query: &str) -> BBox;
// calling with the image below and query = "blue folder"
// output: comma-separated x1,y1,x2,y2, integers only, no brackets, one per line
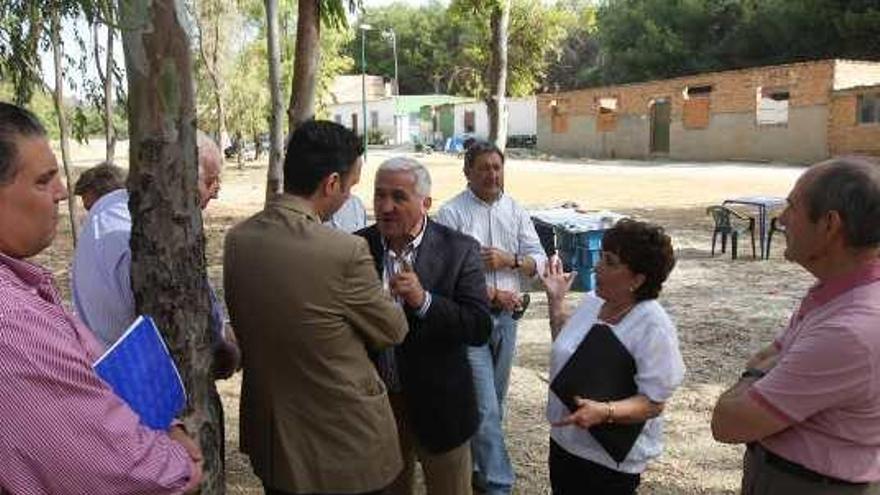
93,315,186,430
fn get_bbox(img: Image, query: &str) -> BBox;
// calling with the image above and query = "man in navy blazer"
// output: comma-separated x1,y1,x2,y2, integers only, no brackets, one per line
357,156,492,495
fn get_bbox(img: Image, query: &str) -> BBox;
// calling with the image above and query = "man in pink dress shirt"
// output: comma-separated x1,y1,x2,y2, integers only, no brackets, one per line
712,156,880,494
0,102,202,494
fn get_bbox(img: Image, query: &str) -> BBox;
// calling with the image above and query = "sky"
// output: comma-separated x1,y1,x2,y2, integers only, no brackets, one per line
42,0,444,99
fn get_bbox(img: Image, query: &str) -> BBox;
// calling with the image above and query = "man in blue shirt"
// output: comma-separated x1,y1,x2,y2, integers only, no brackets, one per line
70,133,239,378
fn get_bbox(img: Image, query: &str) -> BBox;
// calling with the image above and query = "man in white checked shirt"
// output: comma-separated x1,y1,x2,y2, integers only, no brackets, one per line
436,141,547,495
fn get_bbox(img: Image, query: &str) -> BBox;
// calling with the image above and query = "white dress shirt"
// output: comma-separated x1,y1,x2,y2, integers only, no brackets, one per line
435,188,547,293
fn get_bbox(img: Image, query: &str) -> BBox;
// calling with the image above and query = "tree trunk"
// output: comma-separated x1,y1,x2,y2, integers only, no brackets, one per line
92,9,116,163
486,0,510,152
117,1,224,493
50,8,77,246
265,0,284,203
104,13,116,162
288,0,320,129
197,0,229,150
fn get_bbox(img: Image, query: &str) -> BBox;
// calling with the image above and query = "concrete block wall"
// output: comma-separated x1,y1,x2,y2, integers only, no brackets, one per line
538,59,838,163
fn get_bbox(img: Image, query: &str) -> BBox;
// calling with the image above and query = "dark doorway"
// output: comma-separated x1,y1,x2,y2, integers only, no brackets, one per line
650,99,671,154
351,113,359,135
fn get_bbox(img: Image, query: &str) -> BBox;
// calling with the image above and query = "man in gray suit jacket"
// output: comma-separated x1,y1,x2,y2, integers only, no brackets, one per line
224,121,408,495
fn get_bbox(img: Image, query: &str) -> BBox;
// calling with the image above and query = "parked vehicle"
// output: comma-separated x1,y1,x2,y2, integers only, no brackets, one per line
225,141,257,161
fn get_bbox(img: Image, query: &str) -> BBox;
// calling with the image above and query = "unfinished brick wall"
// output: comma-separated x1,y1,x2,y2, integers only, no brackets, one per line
829,91,880,157
536,59,850,162
537,60,835,122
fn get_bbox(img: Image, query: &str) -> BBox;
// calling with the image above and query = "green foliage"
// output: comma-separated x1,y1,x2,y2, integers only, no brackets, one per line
593,0,880,86
367,127,386,145
195,0,354,140
347,0,568,98
0,83,61,137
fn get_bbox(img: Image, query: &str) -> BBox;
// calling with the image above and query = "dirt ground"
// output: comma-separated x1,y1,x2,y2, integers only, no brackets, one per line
42,143,810,494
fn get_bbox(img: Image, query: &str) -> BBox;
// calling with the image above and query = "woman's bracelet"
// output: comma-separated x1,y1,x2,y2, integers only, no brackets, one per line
605,401,615,424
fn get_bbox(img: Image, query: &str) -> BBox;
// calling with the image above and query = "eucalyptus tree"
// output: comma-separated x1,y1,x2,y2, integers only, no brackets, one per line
265,0,284,200
288,0,359,128
117,0,224,491
195,0,230,149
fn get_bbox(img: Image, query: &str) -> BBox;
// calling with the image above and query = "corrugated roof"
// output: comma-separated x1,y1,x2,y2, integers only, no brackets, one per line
394,94,472,113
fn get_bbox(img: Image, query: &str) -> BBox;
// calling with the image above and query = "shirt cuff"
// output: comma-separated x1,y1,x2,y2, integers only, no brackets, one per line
416,291,432,318
182,461,201,494
531,255,547,279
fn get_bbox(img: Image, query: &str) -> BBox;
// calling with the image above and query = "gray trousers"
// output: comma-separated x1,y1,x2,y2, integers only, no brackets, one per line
742,445,880,495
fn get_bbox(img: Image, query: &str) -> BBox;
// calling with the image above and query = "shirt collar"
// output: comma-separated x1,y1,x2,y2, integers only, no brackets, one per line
271,194,321,223
89,188,129,215
800,258,880,317
0,251,54,292
381,215,429,254
466,187,505,207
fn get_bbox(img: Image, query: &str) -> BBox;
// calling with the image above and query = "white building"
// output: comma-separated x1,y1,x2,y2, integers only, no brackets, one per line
451,97,537,139
327,94,470,145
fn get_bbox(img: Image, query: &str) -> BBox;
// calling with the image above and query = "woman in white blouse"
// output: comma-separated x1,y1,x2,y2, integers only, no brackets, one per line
540,219,685,494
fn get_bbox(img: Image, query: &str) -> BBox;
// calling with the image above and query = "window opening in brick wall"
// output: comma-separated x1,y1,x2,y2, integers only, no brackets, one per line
597,97,618,132
757,88,790,126
464,110,476,133
683,86,711,129
685,85,713,98
370,111,379,130
857,94,880,124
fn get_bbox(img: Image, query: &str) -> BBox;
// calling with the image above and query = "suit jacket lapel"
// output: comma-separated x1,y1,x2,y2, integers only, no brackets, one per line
415,220,442,289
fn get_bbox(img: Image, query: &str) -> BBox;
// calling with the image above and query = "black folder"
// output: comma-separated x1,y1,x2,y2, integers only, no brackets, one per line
550,322,645,463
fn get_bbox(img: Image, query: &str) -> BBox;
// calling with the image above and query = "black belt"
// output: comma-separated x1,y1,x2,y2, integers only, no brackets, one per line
749,443,867,487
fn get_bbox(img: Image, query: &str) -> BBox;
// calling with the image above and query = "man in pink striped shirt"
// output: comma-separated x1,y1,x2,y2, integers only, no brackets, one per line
0,102,202,494
712,156,880,494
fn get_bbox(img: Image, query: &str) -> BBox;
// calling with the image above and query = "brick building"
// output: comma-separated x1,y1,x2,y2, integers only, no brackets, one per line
537,59,880,163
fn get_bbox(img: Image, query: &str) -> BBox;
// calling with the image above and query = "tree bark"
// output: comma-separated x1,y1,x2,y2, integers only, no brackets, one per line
288,0,320,129
265,0,284,202
486,0,510,152
118,0,224,492
50,7,77,246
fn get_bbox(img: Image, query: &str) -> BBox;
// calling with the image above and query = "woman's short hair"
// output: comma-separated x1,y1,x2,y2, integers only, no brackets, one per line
601,219,676,301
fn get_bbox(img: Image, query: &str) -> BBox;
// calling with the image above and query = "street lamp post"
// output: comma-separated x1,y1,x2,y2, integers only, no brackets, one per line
359,23,372,161
382,28,399,144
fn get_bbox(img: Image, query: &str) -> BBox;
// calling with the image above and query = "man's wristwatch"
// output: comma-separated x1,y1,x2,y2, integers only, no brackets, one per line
512,254,521,269
741,368,766,379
